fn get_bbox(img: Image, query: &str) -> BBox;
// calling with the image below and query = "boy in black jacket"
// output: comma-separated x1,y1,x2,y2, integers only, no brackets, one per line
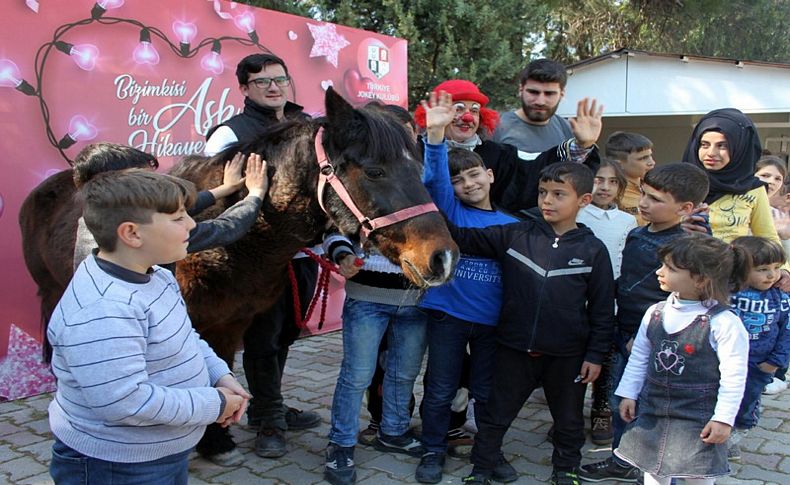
452,163,615,485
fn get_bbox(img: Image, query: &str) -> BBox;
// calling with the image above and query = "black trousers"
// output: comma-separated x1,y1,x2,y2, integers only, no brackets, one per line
242,257,318,429
471,345,587,471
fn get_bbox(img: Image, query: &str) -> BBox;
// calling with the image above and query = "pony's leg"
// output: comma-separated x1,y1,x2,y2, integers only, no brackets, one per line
193,322,248,462
198,322,245,369
196,423,239,463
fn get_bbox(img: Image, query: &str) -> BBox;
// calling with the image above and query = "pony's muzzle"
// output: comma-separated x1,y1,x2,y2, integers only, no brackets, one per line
428,249,455,283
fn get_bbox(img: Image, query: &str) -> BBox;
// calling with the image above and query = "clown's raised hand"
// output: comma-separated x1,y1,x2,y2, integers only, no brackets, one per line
569,97,604,149
422,90,455,144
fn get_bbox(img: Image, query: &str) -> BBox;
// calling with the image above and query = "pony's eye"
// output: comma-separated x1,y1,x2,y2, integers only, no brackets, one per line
364,168,386,179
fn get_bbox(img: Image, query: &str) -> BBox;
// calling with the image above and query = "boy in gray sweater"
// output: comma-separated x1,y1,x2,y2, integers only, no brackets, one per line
47,170,249,484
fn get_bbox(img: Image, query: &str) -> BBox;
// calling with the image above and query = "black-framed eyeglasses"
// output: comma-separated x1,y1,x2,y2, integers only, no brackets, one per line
247,76,291,88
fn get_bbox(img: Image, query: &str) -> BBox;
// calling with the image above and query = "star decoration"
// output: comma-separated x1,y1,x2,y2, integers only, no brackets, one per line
0,324,55,400
307,23,350,68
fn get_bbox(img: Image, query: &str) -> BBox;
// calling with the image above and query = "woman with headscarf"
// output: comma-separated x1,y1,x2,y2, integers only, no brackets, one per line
682,108,780,244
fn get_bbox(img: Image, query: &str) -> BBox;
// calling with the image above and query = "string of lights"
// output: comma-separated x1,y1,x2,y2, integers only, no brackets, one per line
0,0,271,164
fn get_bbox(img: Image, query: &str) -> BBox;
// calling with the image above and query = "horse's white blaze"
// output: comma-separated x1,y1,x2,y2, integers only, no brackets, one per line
438,249,454,281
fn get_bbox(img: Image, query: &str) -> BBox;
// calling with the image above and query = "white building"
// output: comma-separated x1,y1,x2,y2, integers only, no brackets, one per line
557,48,790,163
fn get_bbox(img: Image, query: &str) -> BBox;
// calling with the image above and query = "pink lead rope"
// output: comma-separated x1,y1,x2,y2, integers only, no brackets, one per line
314,127,438,239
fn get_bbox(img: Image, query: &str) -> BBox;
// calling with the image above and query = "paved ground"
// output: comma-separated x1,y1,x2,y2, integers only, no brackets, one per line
1,331,789,484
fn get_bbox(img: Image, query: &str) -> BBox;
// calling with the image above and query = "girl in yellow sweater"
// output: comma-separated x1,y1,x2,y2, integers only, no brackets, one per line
682,108,780,245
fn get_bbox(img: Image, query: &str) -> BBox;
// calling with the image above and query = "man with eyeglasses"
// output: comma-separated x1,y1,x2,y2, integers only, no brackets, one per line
205,53,305,155
205,53,321,464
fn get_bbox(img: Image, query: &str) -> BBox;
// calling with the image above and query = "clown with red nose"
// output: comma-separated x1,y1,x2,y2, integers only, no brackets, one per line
415,80,501,149
415,79,604,214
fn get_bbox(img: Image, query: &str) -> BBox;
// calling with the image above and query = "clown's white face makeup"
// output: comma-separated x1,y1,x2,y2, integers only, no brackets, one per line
445,101,481,143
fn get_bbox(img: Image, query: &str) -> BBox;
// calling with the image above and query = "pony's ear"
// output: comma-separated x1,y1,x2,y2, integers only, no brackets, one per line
325,86,356,129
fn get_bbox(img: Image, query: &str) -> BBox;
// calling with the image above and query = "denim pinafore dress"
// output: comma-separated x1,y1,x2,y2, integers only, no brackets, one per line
616,302,730,478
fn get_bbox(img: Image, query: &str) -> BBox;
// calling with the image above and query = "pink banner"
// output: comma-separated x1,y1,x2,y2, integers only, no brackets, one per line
0,0,407,400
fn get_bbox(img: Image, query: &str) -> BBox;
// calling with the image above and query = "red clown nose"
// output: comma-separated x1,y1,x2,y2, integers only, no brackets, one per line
460,112,475,123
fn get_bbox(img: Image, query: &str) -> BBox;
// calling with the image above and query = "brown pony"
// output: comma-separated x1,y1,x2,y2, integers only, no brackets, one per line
19,87,458,459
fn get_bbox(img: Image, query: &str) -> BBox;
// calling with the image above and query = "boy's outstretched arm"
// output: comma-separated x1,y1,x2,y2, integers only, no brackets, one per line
421,90,459,213
448,221,514,261
209,152,246,199
187,155,268,253
424,90,454,146
568,97,603,149
188,152,247,217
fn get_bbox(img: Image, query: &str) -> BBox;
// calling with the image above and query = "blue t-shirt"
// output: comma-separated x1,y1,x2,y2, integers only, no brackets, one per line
420,141,517,325
730,286,790,367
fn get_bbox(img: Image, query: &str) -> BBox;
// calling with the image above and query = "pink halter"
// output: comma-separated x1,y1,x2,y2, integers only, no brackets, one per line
314,127,438,239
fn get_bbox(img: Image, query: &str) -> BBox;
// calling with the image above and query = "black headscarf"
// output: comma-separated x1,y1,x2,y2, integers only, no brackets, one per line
681,108,764,205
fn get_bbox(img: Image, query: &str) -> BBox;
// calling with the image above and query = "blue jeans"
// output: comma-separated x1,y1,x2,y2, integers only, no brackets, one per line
421,310,497,453
328,298,427,447
735,362,774,429
49,438,190,484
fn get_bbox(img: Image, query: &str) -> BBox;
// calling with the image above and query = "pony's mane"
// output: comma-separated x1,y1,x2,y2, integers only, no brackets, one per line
347,106,420,164
212,119,315,167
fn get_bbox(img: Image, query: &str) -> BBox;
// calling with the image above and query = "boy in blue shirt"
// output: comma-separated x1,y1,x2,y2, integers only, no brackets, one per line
48,170,250,484
416,92,519,484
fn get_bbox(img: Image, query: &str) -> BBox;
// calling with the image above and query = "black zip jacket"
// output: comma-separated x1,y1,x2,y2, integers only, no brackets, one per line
449,218,615,363
478,139,601,215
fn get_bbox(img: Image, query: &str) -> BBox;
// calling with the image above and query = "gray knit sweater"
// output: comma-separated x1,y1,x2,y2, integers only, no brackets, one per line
323,232,423,306
48,255,230,463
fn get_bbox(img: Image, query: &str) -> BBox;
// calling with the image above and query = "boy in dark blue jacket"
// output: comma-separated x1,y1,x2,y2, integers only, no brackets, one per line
728,236,790,459
453,163,615,485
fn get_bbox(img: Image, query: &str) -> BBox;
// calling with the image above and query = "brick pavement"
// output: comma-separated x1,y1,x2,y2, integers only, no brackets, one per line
1,331,789,484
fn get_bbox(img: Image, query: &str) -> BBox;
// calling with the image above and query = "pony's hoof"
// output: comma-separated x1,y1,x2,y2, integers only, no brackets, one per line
205,448,245,467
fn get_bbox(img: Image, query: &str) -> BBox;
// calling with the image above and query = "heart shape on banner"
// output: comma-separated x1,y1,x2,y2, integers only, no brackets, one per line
320,79,333,90
200,52,224,75
68,115,98,141
342,68,374,105
173,21,198,43
288,30,298,40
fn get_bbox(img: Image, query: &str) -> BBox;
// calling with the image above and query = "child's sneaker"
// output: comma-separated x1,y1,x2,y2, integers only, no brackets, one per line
374,429,425,457
763,377,788,395
727,428,748,462
324,443,356,485
492,453,518,483
727,442,741,462
590,408,613,445
550,469,582,485
357,421,379,447
578,457,641,482
463,468,493,485
415,451,446,484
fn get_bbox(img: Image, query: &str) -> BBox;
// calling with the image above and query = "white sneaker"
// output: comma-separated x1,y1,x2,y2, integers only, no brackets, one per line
763,377,788,395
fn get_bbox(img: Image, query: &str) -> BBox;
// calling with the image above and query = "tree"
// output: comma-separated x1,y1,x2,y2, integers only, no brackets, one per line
241,0,790,107
245,0,545,108
533,0,790,65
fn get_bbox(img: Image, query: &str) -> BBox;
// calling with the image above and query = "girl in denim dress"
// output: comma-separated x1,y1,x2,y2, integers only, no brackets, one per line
613,233,750,485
